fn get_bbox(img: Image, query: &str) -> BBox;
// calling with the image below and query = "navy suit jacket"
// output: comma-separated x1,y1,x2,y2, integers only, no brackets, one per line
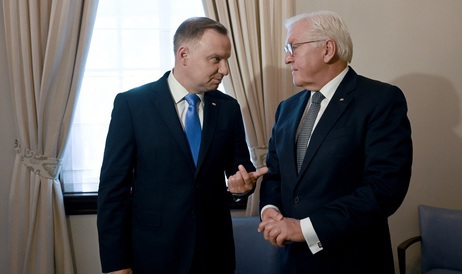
260,67,412,274
97,71,255,273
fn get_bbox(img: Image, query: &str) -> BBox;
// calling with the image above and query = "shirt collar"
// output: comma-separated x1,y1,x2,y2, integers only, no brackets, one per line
318,66,349,101
168,70,204,103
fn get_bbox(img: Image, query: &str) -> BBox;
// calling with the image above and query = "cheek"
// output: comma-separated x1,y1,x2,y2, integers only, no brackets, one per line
195,61,214,74
295,58,317,76
294,57,310,70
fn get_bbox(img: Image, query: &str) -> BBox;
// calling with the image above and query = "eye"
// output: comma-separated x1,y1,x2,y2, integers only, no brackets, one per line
210,56,220,63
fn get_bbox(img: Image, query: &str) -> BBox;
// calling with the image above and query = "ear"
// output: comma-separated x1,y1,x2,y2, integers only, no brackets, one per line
178,46,189,65
323,39,336,63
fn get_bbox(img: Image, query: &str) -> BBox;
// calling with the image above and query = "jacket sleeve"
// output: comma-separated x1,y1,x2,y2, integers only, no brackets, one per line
97,93,135,272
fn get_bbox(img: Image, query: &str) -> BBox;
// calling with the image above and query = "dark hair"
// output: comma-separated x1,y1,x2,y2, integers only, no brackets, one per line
173,17,228,53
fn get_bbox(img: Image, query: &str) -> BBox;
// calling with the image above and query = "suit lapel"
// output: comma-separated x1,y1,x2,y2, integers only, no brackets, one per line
148,75,193,164
197,93,219,169
297,69,357,178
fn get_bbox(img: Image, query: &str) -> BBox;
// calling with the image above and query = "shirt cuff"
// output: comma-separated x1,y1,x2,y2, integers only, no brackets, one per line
231,190,251,202
260,205,279,218
300,217,323,254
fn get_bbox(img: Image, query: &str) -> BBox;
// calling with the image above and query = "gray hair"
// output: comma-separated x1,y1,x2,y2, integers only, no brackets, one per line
285,10,353,63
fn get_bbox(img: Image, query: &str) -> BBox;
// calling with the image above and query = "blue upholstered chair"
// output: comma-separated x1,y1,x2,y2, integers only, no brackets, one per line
232,216,279,274
398,205,462,274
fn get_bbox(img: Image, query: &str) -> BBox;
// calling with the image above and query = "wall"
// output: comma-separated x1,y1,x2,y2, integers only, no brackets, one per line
1,1,462,273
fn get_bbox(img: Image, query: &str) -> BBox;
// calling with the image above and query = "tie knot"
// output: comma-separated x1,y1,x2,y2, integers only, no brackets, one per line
312,92,324,104
185,93,200,106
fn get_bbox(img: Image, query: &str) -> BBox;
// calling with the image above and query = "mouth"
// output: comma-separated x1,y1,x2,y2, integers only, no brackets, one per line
212,78,222,84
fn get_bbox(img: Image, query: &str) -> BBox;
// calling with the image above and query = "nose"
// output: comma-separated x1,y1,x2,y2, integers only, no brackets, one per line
284,51,293,64
219,59,229,75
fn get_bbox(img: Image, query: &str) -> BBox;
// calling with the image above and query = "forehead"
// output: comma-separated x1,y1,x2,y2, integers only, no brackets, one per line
200,28,229,41
196,29,231,55
287,19,311,43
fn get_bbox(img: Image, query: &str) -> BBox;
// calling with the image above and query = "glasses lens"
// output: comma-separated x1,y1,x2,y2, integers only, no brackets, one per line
284,44,293,56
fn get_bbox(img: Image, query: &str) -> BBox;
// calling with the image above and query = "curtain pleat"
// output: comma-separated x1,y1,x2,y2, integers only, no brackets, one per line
202,0,295,216
3,0,99,273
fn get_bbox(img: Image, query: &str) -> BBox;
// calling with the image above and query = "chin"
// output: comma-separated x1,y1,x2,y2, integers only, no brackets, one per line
293,79,303,87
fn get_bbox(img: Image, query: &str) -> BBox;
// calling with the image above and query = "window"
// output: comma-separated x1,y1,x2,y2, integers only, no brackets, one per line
61,0,205,193
61,0,247,214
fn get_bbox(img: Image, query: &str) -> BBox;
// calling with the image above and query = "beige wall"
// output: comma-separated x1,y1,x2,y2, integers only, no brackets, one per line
1,1,462,273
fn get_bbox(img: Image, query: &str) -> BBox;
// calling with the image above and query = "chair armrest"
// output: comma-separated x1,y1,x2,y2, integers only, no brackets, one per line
397,236,422,274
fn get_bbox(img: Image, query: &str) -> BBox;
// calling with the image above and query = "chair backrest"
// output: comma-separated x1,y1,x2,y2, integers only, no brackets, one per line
232,216,279,274
419,205,462,272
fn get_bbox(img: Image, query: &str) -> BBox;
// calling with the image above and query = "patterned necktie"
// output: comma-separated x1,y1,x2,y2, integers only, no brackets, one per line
296,92,325,173
184,94,201,165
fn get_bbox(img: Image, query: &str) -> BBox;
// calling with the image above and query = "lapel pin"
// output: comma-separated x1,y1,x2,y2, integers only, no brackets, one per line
339,98,345,102
212,102,217,106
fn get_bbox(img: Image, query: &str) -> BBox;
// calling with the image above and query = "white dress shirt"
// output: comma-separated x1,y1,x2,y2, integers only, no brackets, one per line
168,70,204,128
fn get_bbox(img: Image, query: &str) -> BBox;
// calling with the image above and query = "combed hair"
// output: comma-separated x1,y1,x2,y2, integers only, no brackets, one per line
173,17,228,54
285,10,353,63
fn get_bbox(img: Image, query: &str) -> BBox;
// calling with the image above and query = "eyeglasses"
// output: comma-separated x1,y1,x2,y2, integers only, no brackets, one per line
284,40,325,56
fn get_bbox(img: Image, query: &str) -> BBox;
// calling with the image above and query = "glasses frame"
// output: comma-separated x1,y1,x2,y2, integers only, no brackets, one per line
284,39,325,56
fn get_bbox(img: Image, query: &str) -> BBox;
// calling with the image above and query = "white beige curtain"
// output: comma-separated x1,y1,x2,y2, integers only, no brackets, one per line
3,0,99,273
202,0,295,216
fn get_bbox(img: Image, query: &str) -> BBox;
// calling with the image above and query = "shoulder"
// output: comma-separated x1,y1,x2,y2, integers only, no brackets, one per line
277,90,308,110
116,72,170,101
354,75,406,104
340,67,405,104
205,89,237,101
343,66,402,95
357,74,400,91
204,89,240,107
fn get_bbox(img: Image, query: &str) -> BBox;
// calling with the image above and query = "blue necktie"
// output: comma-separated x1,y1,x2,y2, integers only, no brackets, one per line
184,94,201,165
296,91,325,173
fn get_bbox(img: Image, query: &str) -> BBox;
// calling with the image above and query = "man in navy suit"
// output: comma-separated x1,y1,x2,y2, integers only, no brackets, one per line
258,10,412,274
97,17,268,274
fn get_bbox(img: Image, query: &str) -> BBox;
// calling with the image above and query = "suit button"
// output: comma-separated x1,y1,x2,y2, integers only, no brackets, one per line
294,196,300,203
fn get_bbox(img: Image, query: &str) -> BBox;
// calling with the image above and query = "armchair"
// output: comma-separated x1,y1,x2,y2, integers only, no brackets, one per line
397,205,462,274
232,216,279,274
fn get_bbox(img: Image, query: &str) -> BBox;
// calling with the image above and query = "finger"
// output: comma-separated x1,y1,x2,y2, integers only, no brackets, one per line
258,219,276,233
258,220,272,233
238,165,251,182
275,213,284,221
268,228,281,246
266,231,276,245
255,166,269,177
263,228,271,241
276,234,286,247
267,209,283,221
228,172,244,191
257,223,265,233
